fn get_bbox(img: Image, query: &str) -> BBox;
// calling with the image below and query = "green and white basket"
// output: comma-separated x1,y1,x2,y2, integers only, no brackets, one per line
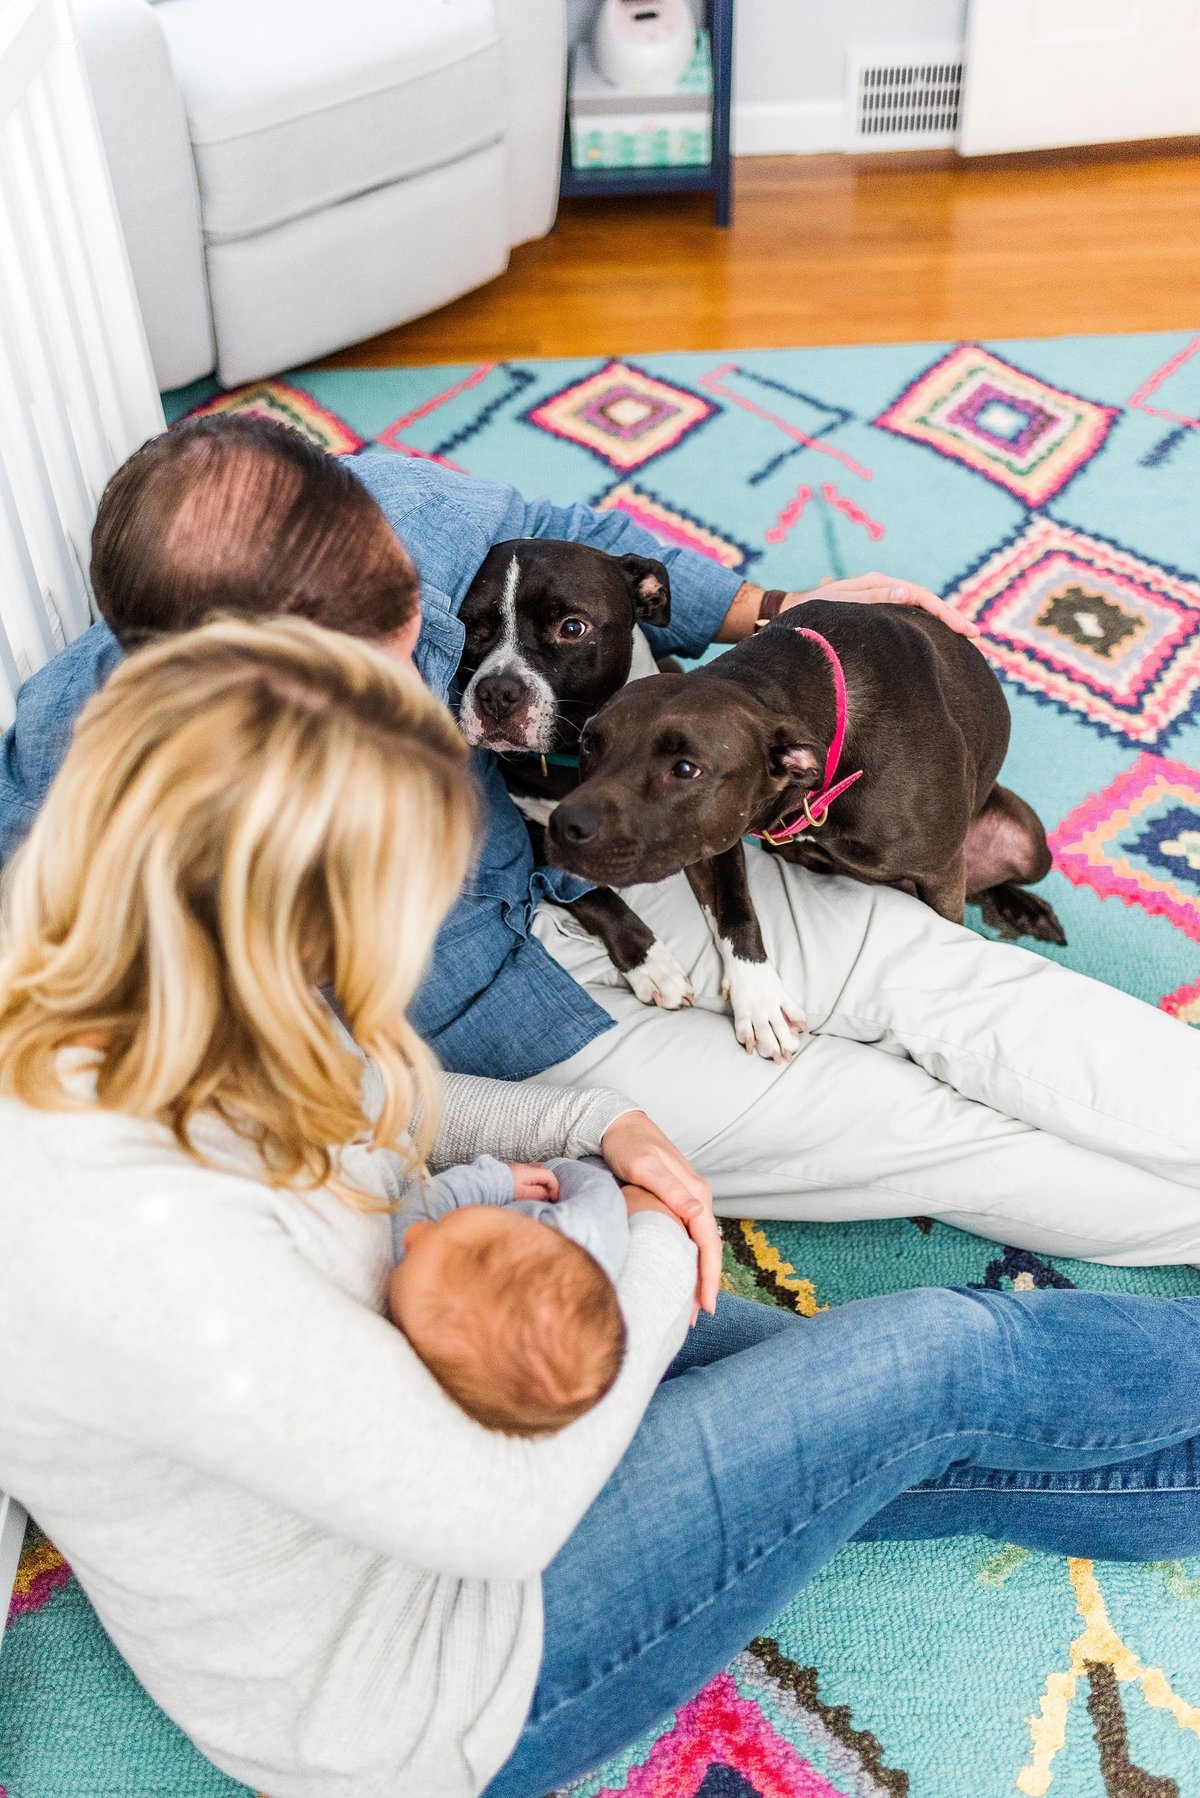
568,30,713,170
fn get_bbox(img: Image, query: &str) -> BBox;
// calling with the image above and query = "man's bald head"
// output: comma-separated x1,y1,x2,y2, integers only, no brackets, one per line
90,416,418,648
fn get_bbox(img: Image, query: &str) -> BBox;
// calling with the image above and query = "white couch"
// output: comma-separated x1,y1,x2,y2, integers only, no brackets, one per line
74,0,567,390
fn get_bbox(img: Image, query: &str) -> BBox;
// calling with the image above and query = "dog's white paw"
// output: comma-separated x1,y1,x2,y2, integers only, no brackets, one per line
625,939,695,1010
723,958,807,1061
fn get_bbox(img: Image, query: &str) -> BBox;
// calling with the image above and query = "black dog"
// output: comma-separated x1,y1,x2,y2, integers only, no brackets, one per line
545,599,1066,1060
455,538,695,1008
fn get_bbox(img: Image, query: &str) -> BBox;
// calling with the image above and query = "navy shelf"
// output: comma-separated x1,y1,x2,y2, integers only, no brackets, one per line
558,0,734,227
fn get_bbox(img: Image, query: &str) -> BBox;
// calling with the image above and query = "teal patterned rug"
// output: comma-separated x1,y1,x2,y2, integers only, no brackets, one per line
4,331,1200,1798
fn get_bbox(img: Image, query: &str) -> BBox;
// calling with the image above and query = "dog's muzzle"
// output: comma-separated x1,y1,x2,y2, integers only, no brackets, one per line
545,800,646,884
459,655,559,754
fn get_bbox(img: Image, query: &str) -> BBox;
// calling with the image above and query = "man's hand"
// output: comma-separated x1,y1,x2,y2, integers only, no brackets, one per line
718,577,980,642
782,573,980,638
601,1110,720,1319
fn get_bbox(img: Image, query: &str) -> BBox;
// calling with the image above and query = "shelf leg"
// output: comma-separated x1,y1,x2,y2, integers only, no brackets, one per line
710,0,734,226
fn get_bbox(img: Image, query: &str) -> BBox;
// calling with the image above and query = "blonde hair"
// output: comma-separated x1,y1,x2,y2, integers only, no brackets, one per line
0,616,475,1196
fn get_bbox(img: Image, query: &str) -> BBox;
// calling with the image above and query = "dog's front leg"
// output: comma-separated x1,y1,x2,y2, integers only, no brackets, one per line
522,813,693,1009
914,855,967,923
688,848,807,1061
565,888,694,1010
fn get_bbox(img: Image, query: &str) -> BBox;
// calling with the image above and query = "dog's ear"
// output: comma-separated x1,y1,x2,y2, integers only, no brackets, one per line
767,730,822,786
619,555,671,626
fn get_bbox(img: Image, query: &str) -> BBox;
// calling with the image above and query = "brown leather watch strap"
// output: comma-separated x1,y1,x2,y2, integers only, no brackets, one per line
754,588,790,630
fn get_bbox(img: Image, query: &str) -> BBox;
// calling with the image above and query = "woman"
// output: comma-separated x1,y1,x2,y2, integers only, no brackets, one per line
2,618,1200,1798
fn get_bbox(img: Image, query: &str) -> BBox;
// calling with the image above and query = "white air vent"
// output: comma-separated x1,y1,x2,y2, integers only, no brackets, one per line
846,46,964,151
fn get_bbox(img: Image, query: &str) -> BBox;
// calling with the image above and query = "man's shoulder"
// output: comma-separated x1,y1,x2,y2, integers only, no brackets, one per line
1,624,122,855
349,452,525,601
350,451,484,523
15,622,122,721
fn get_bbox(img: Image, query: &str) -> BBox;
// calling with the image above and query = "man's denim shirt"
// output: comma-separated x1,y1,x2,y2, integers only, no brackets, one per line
0,454,739,1079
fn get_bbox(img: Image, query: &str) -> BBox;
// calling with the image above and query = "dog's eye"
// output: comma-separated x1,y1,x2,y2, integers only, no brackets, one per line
671,759,703,780
558,617,591,641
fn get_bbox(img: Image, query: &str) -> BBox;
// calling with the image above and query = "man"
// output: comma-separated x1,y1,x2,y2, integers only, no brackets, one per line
5,417,1199,1262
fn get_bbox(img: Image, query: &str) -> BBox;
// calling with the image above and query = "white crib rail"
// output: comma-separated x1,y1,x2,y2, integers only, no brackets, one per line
0,0,163,730
1,0,164,1647
0,1490,24,1645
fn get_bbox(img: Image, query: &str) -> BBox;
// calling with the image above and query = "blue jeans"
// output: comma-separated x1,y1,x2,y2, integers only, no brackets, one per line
484,1289,1200,1798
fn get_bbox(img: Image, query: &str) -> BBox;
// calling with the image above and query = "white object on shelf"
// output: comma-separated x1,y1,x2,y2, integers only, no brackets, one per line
592,0,695,95
569,32,711,169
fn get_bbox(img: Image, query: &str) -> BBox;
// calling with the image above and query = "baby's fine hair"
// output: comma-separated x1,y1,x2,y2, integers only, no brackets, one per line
420,1227,627,1437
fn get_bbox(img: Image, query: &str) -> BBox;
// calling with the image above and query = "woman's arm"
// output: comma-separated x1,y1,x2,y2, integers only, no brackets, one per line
429,1073,635,1171
432,1076,722,1317
365,1037,718,1309
42,1167,696,1583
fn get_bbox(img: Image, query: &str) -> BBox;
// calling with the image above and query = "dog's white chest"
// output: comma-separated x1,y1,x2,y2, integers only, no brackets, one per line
626,625,659,685
511,791,558,827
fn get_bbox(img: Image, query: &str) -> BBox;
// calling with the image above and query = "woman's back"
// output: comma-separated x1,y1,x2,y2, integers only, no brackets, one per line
0,619,695,1798
0,1078,542,1798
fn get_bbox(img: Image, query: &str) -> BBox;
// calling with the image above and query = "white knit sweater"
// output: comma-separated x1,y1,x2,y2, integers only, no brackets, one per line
0,1070,696,1797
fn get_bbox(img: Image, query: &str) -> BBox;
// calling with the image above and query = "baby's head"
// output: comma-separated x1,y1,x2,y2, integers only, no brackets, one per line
388,1208,627,1436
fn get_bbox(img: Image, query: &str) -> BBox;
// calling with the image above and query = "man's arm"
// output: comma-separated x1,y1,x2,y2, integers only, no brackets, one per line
512,492,978,649
0,623,122,862
351,455,977,671
714,574,980,643
514,491,741,659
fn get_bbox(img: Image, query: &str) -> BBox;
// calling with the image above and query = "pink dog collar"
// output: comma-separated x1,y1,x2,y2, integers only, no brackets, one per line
755,627,863,847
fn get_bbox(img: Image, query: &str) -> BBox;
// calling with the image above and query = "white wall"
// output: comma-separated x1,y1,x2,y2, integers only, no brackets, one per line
735,0,966,152
567,0,967,155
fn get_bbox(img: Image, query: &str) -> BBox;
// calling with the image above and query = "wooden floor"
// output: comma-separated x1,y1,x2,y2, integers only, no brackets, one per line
321,142,1200,368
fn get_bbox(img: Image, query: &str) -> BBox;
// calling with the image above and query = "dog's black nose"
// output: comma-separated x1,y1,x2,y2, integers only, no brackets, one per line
550,801,602,847
474,672,526,720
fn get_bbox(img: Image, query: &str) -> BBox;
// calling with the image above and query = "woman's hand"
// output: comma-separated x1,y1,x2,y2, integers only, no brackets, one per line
621,1183,706,1325
622,1183,682,1223
601,1111,720,1318
780,573,980,638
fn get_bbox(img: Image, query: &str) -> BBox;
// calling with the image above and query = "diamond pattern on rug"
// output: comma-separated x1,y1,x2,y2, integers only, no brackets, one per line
1050,753,1200,941
562,1636,910,1798
1161,977,1200,1023
947,517,1200,747
692,365,858,487
593,480,754,569
523,360,716,470
1014,1557,1200,1798
376,362,537,467
873,344,1118,505
1130,336,1200,430
572,1671,854,1798
6,1524,68,1622
184,380,364,454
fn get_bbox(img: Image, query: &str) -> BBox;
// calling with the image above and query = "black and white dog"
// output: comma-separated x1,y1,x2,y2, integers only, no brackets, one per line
455,538,694,1009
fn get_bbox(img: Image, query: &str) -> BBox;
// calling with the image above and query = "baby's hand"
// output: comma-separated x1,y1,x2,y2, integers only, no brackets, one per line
507,1161,560,1202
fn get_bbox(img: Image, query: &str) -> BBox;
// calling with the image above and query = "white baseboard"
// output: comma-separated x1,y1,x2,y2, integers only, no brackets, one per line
732,98,846,156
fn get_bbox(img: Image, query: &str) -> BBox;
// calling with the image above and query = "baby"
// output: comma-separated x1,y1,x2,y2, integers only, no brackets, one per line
387,1155,629,1437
